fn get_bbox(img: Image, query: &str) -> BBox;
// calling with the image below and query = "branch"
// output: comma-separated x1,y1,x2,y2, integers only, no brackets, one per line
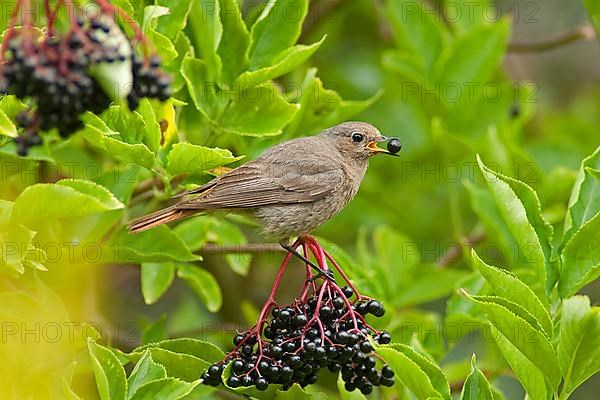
509,24,595,53
198,243,286,254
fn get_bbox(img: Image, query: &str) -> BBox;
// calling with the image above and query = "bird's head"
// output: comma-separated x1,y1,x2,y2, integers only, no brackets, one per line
323,121,401,161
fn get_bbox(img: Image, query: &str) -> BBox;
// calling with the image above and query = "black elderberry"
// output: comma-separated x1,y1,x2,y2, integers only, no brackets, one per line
360,341,373,353
367,300,385,317
379,331,392,344
382,364,395,378
342,286,354,298
227,375,240,388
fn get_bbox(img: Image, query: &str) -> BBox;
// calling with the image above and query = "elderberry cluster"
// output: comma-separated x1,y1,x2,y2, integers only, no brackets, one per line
127,54,172,110
202,286,395,394
0,8,171,156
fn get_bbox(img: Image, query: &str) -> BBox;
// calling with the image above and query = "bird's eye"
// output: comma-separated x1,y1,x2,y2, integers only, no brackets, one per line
351,132,364,143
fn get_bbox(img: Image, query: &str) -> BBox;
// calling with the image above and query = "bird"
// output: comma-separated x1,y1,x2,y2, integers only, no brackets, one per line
128,121,401,276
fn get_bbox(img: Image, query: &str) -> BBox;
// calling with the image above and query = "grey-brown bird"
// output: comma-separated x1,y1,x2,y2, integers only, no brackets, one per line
128,121,400,274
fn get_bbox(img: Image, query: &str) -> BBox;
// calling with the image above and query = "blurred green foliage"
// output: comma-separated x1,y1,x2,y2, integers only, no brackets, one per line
0,0,599,399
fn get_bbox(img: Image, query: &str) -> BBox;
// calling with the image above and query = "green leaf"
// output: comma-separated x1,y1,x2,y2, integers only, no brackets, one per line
80,114,156,169
156,0,193,40
217,0,251,84
180,56,220,119
109,226,200,263
433,20,509,108
237,37,325,86
88,340,128,400
0,107,17,137
129,339,224,382
460,355,494,400
141,263,176,305
464,181,518,268
0,223,36,275
472,249,552,335
463,292,561,389
489,325,549,400
12,179,123,225
386,0,444,76
274,384,328,399
559,212,600,296
166,143,242,176
562,146,600,246
189,0,223,81
129,378,199,400
557,296,600,398
136,99,161,153
477,155,554,297
177,264,222,312
247,0,308,69
381,49,427,83
209,218,251,275
378,343,451,400
182,58,299,135
127,350,167,399
285,69,382,136
221,83,299,136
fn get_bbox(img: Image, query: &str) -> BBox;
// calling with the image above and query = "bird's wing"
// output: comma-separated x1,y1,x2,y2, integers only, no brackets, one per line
176,155,344,210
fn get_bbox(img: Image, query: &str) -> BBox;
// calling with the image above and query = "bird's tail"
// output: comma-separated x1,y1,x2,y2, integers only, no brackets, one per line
128,205,196,233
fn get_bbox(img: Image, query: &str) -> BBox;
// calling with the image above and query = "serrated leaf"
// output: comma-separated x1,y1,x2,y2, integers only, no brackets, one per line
177,264,222,312
127,350,167,399
0,107,17,137
189,0,223,81
472,249,552,335
248,0,308,69
557,295,600,398
433,20,509,108
156,0,193,40
180,56,220,119
88,340,128,400
217,0,250,83
378,343,451,400
463,292,561,389
489,325,549,400
130,378,199,400
109,226,200,263
136,99,161,153
129,339,225,382
275,384,328,399
141,262,176,305
12,179,123,224
460,355,494,400
0,223,36,275
80,115,156,169
477,155,553,297
237,37,325,86
562,146,600,246
166,143,242,176
285,69,381,136
223,83,299,136
559,212,600,296
209,218,251,276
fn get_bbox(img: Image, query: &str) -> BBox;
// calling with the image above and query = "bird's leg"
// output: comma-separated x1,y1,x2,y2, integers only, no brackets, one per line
279,241,335,282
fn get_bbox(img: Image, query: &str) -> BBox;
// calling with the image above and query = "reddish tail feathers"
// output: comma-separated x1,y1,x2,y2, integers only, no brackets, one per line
128,205,196,233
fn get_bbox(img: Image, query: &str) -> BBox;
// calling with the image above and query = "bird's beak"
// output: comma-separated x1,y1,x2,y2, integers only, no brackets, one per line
367,136,398,156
